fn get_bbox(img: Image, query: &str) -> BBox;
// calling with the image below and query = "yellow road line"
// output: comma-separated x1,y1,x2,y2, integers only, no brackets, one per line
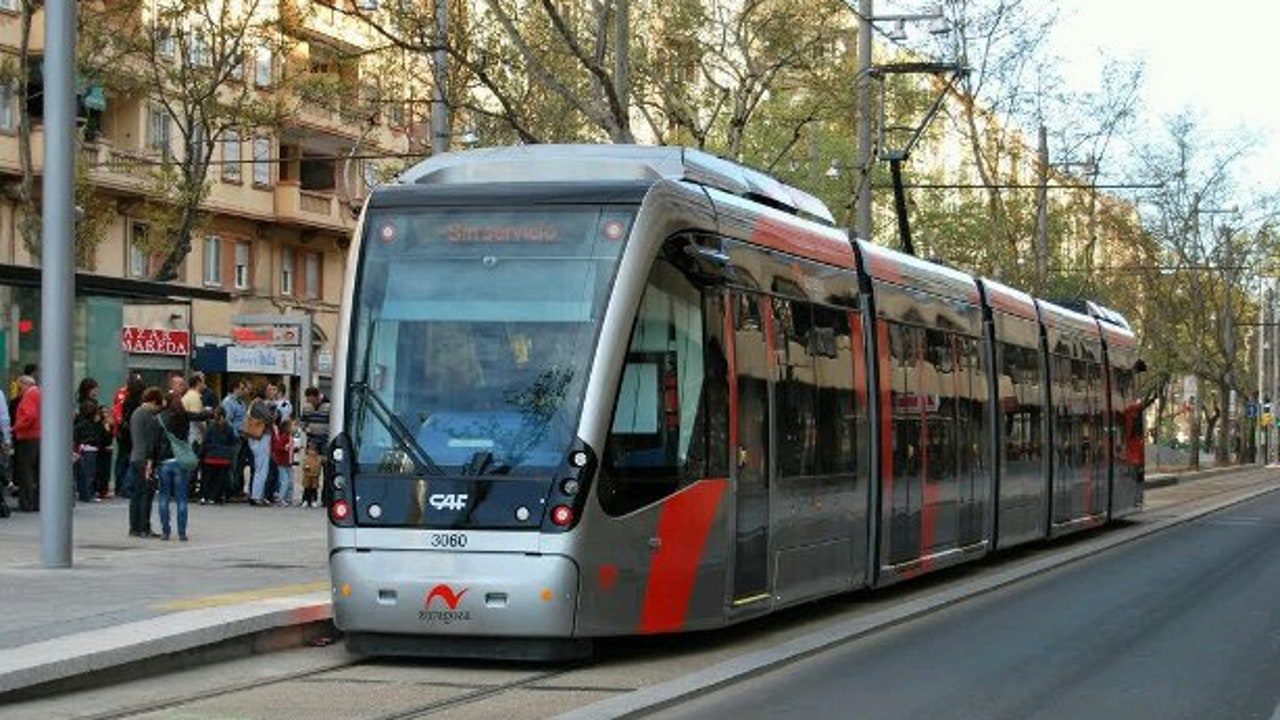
154,581,329,611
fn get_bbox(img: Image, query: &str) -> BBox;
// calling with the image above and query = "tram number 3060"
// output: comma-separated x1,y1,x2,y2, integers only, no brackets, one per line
428,532,468,549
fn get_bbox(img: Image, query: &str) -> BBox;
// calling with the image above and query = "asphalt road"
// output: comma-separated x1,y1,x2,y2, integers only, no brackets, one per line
653,489,1280,720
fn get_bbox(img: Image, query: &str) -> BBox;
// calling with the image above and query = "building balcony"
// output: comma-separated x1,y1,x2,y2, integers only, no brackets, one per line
273,180,354,233
281,0,371,53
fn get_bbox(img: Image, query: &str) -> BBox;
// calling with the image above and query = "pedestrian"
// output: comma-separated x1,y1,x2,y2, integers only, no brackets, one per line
270,416,295,506
73,399,101,503
300,387,330,447
128,387,164,537
156,393,200,541
245,387,274,505
94,405,114,499
181,373,209,496
300,440,321,508
221,380,249,498
0,388,10,518
200,406,236,505
115,374,144,499
266,382,292,422
12,375,39,512
77,377,100,407
8,363,35,425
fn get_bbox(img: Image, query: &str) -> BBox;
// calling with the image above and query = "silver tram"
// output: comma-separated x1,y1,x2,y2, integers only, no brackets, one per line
326,145,1144,658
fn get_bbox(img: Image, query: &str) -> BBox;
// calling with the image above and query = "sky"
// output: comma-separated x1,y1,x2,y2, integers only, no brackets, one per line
1051,1,1280,196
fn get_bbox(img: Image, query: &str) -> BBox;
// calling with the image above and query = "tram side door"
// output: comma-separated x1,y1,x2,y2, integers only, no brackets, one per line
731,291,772,606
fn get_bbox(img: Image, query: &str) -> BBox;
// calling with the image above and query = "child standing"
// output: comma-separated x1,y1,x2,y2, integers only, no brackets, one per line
301,442,322,508
270,417,295,506
200,406,237,504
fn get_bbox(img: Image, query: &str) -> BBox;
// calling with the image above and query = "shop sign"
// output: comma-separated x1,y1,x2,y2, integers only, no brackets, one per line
233,325,301,346
227,346,299,375
121,326,191,356
315,348,334,374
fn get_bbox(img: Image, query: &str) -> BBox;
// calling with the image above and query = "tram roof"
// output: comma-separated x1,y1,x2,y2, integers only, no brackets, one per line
855,240,981,305
977,277,1038,321
397,144,836,226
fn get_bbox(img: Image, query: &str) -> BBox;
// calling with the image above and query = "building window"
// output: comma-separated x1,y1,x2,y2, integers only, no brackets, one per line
147,104,171,159
281,246,294,296
234,241,250,290
0,0,17,12
203,236,222,286
252,135,270,186
387,100,405,128
229,48,245,81
128,222,149,279
254,46,273,88
304,251,321,300
0,83,14,132
222,129,241,182
188,31,211,68
356,0,378,9
362,160,380,192
155,24,176,58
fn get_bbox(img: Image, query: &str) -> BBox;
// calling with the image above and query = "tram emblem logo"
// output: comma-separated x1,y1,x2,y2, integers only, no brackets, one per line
420,584,472,624
425,584,468,610
429,493,469,511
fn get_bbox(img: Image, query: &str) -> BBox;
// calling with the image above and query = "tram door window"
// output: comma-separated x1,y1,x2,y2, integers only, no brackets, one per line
731,290,771,602
773,297,817,477
886,322,923,564
600,259,723,516
955,335,987,546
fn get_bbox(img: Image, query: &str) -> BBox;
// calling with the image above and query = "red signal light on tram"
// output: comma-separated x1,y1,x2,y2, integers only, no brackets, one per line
17,319,32,334
330,499,351,523
550,504,574,527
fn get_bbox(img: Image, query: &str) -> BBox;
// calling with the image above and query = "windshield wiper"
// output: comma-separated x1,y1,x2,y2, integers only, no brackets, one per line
351,380,446,476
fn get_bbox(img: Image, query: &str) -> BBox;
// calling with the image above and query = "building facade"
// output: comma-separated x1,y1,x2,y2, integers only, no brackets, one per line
0,0,427,401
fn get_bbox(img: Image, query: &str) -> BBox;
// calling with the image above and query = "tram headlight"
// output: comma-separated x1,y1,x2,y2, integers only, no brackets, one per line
560,478,580,496
332,475,345,490
569,451,589,469
331,447,345,464
550,504,574,527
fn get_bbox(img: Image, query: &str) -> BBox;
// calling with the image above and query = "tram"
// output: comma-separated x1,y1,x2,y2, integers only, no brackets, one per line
326,145,1144,658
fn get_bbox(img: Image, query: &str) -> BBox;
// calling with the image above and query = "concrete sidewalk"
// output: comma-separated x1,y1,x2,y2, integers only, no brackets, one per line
0,465,1272,702
0,498,330,698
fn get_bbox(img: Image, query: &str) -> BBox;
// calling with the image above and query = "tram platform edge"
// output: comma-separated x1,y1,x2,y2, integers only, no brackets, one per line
0,593,334,704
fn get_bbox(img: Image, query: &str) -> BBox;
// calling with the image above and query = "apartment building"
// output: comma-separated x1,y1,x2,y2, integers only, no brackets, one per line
0,0,426,398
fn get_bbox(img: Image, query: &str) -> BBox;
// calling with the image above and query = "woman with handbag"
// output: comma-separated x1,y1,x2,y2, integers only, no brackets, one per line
156,394,203,541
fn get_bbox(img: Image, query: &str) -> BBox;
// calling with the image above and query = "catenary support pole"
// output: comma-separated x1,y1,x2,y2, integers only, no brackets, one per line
40,0,75,568
855,0,873,240
431,0,450,155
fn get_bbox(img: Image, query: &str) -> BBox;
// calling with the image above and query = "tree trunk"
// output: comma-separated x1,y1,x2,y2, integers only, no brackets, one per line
16,0,35,254
1217,375,1232,465
1189,374,1202,470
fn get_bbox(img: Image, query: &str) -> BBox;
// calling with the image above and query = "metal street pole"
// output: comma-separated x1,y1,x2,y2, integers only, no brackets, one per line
40,0,75,568
1272,283,1279,463
430,0,450,155
855,0,873,240
1034,124,1049,292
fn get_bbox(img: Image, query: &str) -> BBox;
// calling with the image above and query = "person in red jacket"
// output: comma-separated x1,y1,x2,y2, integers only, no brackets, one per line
12,376,40,512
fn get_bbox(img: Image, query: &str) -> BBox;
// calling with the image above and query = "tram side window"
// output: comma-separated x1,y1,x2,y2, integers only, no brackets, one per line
812,306,857,475
1000,343,1043,466
601,259,723,516
774,297,818,478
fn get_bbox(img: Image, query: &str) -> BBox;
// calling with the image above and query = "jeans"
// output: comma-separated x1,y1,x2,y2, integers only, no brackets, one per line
248,435,270,500
157,461,188,539
75,450,97,502
277,465,294,504
114,444,132,498
127,461,153,534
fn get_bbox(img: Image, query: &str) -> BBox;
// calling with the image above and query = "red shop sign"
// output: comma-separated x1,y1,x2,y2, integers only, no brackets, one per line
121,326,191,356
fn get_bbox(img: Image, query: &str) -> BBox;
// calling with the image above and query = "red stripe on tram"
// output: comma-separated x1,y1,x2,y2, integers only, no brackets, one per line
639,479,728,634
917,336,935,574
876,321,893,566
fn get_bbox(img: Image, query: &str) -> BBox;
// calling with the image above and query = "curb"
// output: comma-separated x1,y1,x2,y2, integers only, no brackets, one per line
0,593,334,703
556,478,1280,720
1144,464,1243,489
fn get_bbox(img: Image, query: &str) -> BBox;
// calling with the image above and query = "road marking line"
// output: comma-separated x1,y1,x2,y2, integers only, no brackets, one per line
153,582,329,611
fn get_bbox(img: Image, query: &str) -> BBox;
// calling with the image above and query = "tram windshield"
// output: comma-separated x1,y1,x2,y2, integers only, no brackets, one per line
349,204,635,475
